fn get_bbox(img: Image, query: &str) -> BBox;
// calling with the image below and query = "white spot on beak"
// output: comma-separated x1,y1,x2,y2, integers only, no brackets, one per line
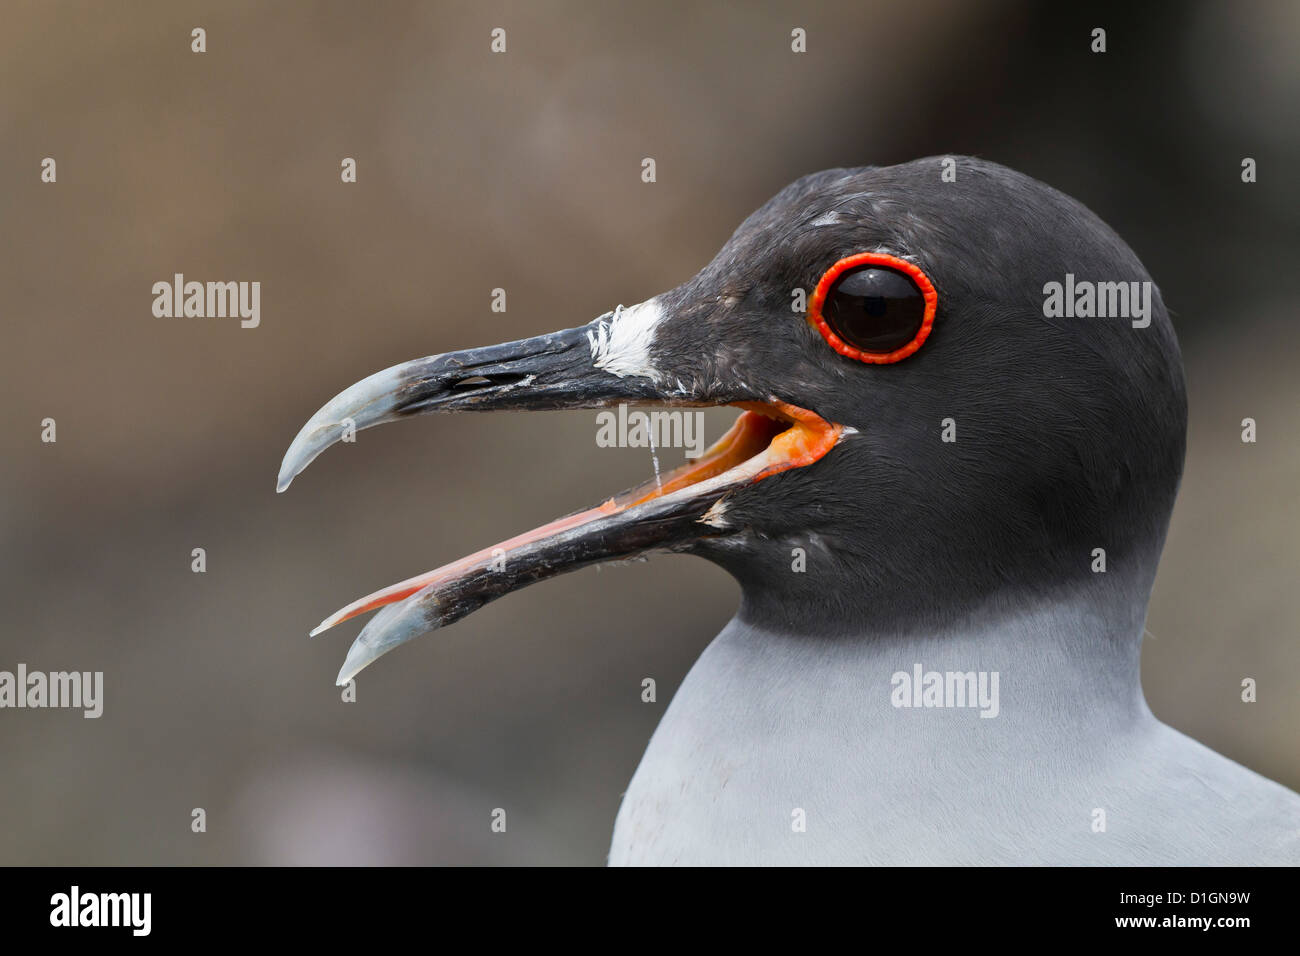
698,498,729,528
587,299,663,381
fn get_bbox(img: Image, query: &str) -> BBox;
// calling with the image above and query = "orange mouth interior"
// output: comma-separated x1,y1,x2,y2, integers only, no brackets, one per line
620,400,841,508
310,400,841,635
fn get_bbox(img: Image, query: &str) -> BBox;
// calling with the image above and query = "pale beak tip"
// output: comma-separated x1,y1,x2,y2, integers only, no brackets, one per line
336,644,371,685
277,426,331,494
276,457,298,493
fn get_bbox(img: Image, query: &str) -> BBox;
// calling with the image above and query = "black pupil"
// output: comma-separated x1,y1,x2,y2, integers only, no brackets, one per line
823,266,925,354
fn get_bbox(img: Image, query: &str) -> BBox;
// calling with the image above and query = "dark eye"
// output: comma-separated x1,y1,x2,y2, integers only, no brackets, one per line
808,253,938,364
824,266,925,354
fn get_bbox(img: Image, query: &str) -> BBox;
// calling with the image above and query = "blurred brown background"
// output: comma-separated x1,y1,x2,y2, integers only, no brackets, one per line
1,0,1296,864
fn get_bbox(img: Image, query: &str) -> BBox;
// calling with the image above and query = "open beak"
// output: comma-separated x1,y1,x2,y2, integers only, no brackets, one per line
278,312,844,684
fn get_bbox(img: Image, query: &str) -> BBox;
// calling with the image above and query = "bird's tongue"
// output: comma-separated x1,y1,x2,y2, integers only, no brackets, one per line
312,403,840,683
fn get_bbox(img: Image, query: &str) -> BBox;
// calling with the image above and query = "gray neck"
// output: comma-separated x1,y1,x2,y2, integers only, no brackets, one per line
612,574,1177,865
614,576,1240,866
720,581,1155,744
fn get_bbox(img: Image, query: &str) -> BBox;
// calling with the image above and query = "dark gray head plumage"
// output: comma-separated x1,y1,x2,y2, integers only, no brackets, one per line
646,157,1186,633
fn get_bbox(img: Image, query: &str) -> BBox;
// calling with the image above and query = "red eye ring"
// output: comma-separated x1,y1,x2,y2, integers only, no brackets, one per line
807,252,939,364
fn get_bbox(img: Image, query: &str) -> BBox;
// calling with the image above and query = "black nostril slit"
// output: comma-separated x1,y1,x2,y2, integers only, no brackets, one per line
448,372,529,391
397,371,535,414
